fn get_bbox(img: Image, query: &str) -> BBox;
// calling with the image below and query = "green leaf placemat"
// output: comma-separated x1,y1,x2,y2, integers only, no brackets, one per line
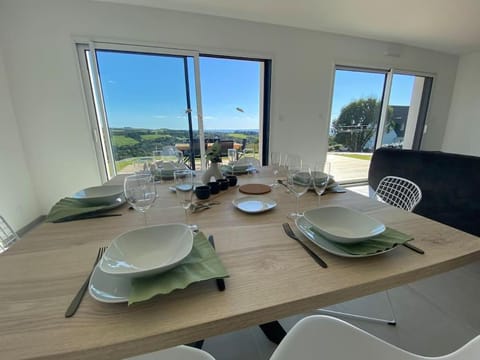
129,232,229,305
45,198,121,223
311,226,413,255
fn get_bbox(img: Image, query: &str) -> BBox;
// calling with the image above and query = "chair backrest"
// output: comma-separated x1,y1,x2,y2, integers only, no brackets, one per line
0,216,19,253
269,315,480,360
218,140,235,156
125,345,216,360
374,176,422,212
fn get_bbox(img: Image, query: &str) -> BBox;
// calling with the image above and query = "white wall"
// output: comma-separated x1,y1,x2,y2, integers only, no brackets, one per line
442,52,480,156
0,0,459,226
0,46,40,230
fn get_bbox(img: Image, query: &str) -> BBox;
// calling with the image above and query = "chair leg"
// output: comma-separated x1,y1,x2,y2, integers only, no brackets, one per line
259,321,287,344
316,290,397,326
186,340,205,349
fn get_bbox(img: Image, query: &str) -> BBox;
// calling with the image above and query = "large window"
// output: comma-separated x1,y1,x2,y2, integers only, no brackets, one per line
77,42,271,180
328,66,433,183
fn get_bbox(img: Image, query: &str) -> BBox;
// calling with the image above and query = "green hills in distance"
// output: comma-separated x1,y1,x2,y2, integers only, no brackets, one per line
110,127,259,161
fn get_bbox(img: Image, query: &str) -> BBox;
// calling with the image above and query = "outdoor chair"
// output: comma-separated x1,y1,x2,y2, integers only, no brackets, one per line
317,176,423,325
237,138,248,158
218,140,235,157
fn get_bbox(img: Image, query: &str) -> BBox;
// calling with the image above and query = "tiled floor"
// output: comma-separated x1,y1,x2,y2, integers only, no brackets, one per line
198,261,480,360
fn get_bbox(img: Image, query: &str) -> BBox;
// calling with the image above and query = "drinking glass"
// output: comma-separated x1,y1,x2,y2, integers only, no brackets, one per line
270,151,282,187
312,162,331,206
228,149,237,164
174,169,194,225
285,153,301,171
286,163,311,219
124,173,156,225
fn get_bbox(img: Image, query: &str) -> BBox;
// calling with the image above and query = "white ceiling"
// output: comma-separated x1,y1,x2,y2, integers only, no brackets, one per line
95,0,480,55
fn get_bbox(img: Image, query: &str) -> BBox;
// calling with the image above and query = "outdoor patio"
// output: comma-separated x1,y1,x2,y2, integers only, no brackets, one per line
116,152,371,184
326,152,371,184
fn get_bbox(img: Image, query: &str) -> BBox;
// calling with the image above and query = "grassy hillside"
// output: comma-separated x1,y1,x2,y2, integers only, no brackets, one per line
110,127,259,162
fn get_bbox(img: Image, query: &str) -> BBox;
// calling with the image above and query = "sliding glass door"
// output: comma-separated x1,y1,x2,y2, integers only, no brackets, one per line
78,44,202,178
199,56,263,163
376,73,433,150
77,43,270,180
329,66,433,183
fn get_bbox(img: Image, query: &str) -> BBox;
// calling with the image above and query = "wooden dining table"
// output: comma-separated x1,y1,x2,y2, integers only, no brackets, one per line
2,168,480,360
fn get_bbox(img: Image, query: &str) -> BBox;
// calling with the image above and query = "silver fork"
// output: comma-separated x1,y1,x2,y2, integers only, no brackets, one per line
65,246,107,318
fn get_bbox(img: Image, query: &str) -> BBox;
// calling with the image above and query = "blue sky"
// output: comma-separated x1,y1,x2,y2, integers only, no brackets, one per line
97,51,260,130
331,70,415,123
96,51,414,130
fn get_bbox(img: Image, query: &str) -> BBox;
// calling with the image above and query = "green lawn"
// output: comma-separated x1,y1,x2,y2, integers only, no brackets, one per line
115,158,135,171
112,135,139,147
227,133,248,140
336,153,372,161
140,134,172,141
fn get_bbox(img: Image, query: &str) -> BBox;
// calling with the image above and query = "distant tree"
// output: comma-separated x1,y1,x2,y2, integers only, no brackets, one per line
332,97,393,152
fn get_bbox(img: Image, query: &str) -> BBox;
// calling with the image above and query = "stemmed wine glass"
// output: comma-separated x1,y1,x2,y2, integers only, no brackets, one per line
312,162,331,206
286,158,311,219
174,169,194,225
124,173,157,225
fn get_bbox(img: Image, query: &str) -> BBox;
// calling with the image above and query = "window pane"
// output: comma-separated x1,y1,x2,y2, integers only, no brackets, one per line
329,69,386,182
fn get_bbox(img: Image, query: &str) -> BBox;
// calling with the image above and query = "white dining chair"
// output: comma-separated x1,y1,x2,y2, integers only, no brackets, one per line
270,315,480,360
374,176,423,212
0,215,19,253
124,345,216,360
317,176,423,325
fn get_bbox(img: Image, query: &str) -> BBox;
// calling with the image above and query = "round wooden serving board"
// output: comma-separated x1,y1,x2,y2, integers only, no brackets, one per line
239,183,272,195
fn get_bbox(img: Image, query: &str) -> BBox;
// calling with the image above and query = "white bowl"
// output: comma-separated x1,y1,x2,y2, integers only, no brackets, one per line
99,224,193,278
303,206,386,244
71,185,124,206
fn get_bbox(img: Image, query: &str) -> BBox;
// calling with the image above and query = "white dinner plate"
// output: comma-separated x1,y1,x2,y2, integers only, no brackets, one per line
295,217,395,258
232,196,277,213
89,264,129,303
99,224,193,278
71,185,124,206
303,206,386,244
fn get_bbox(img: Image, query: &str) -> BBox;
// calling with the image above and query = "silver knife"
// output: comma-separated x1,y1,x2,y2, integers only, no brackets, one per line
208,235,226,291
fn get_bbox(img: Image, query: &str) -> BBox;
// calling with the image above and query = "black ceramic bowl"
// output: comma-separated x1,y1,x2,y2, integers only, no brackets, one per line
217,179,229,190
195,185,211,200
226,175,238,186
207,181,220,194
